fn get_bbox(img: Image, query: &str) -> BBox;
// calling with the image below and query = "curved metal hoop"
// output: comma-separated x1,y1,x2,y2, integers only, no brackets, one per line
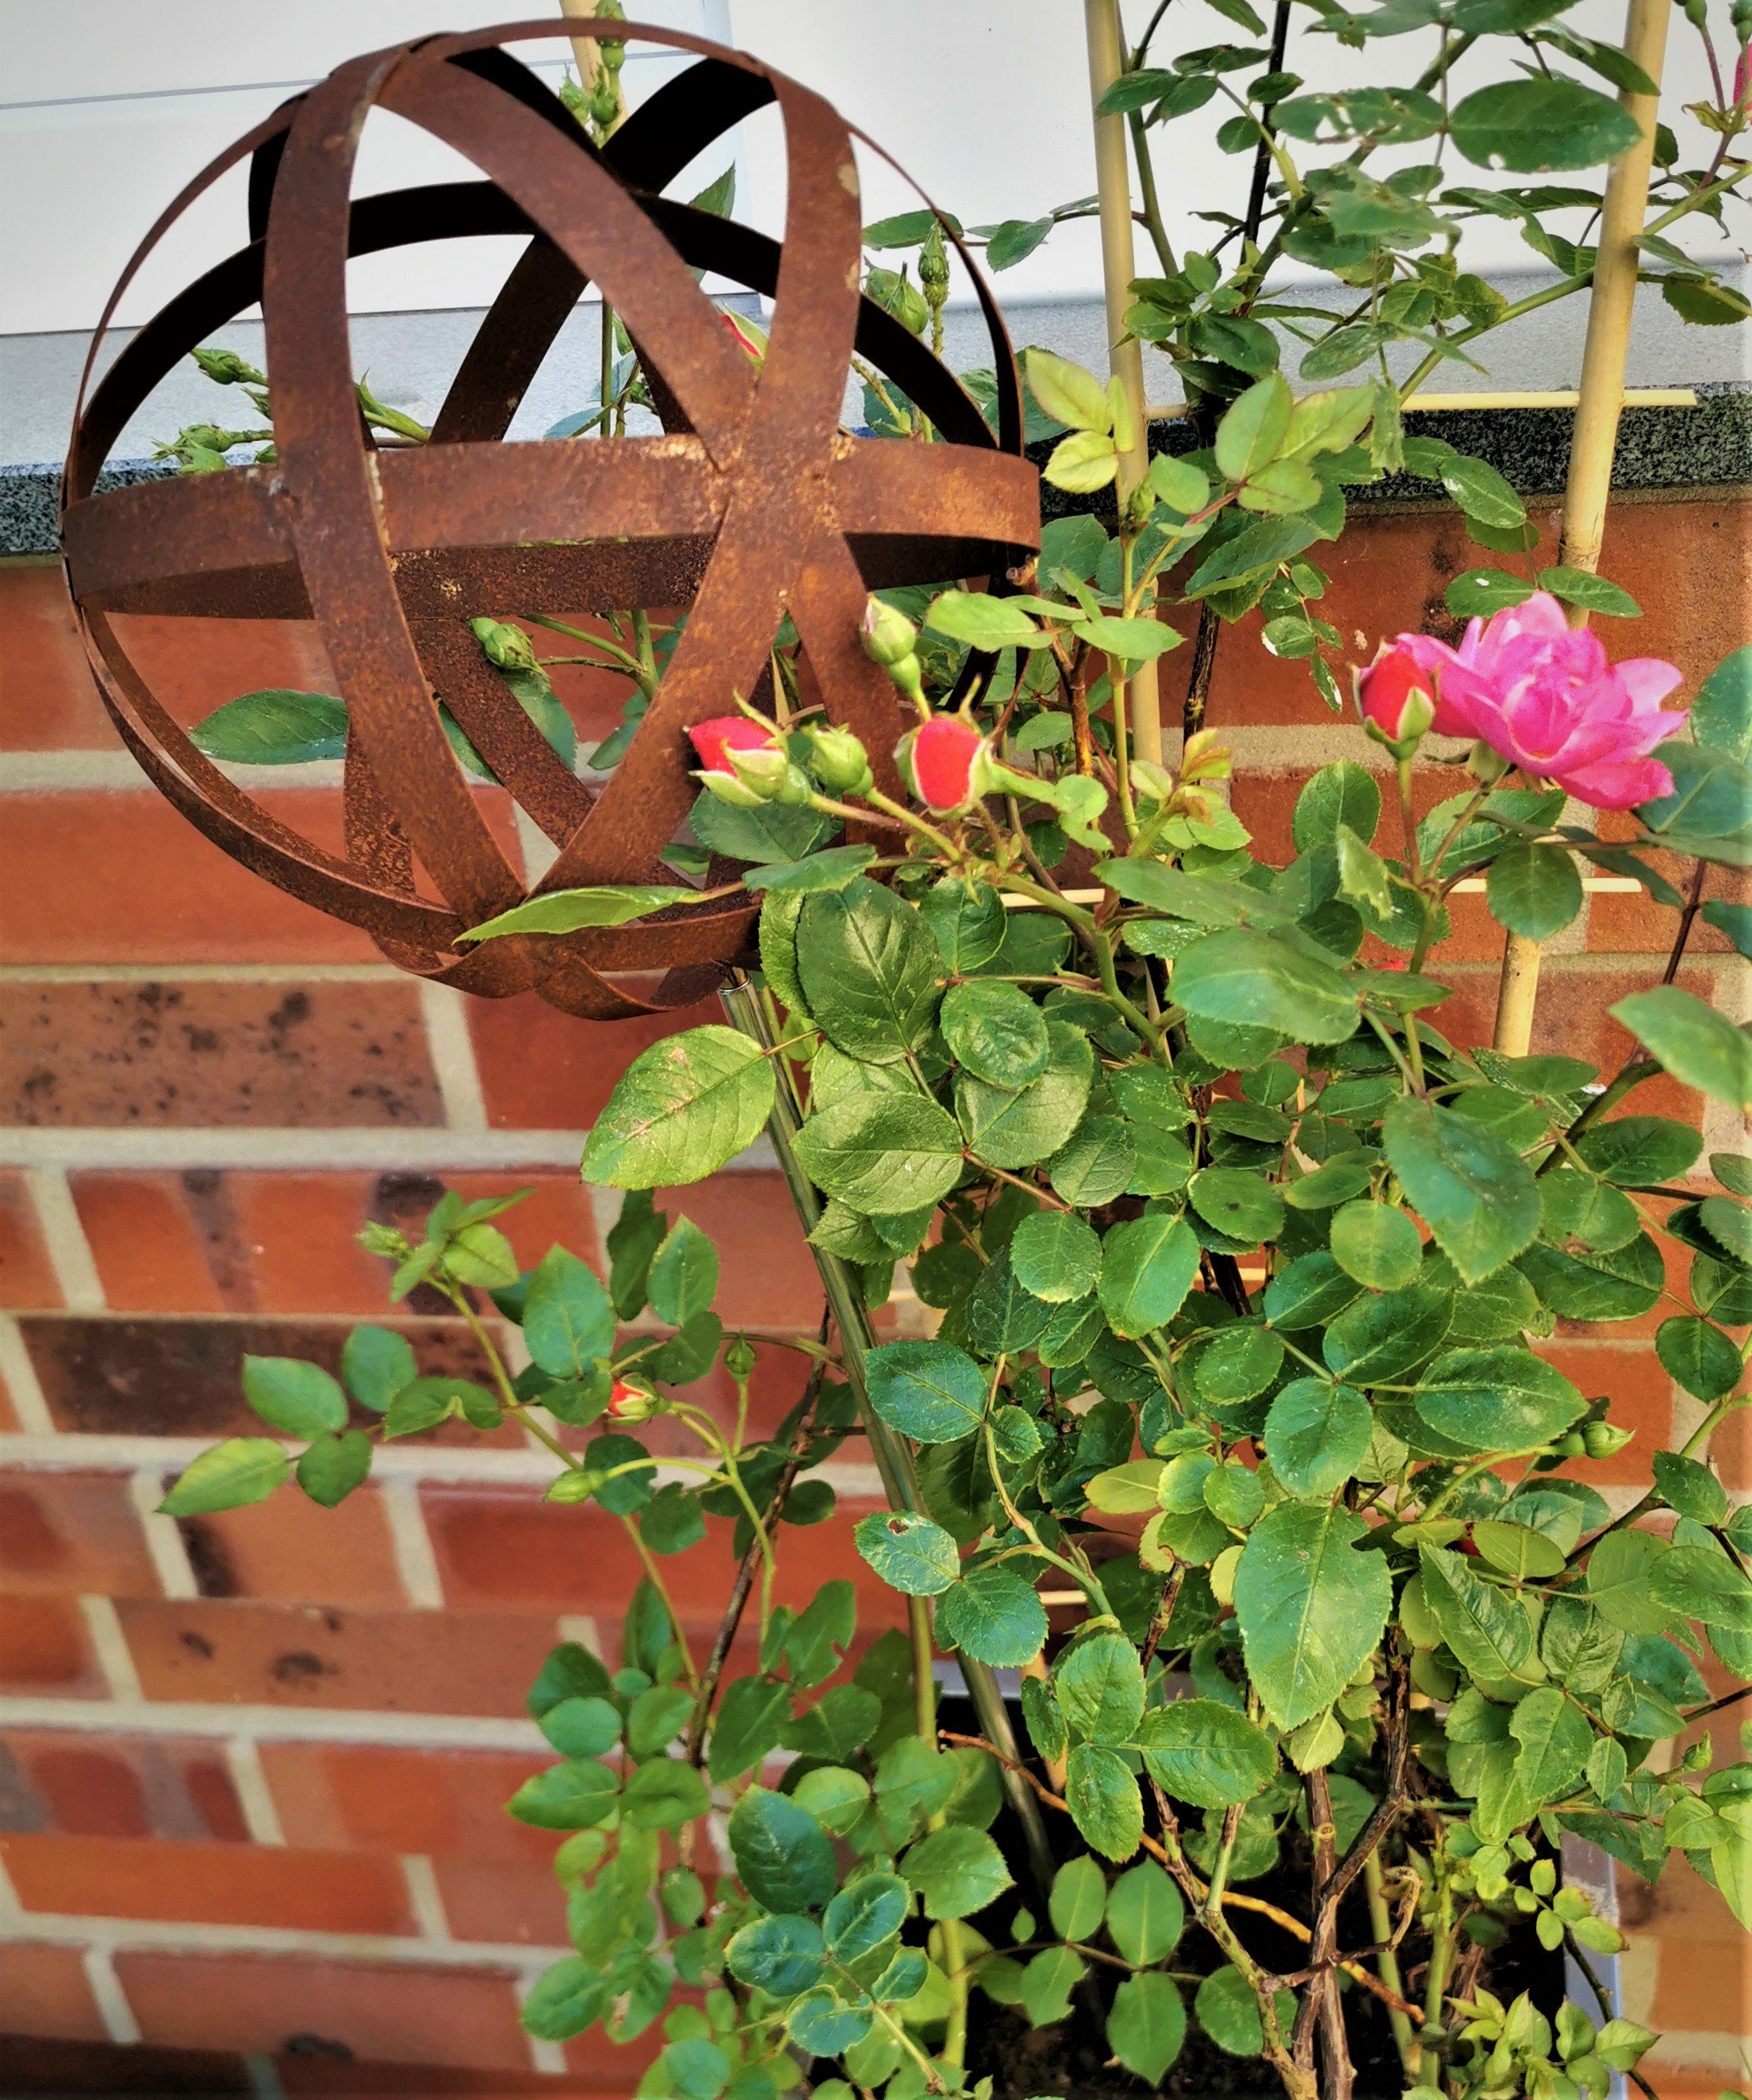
61,17,1038,1019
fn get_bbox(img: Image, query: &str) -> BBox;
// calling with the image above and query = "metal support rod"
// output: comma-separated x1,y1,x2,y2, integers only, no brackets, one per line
1492,0,1670,1057
718,975,1056,1892
1083,0,1164,765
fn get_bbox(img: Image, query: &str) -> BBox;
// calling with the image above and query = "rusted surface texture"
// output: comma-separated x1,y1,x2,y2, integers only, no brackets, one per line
62,17,1037,1019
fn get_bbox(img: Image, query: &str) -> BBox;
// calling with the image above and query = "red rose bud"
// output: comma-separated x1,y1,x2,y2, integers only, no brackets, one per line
607,1380,657,1423
899,714,987,815
688,715,781,807
1357,642,1438,744
724,741,792,800
721,309,767,362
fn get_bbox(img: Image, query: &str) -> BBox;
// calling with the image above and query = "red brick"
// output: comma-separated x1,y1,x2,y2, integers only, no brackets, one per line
2,978,443,1129
1539,1341,1676,1486
0,1175,60,1311
257,1742,551,1864
0,2034,257,2094
171,1484,405,1608
0,1596,105,1698
278,2055,633,2097
0,1473,156,1598
431,1856,568,1946
2,1729,247,1843
18,1312,503,1440
468,991,721,1131
0,1941,109,2041
113,1599,561,1717
1,1831,416,1934
419,1485,897,1628
0,565,120,751
115,1950,533,2071
649,1171,826,1331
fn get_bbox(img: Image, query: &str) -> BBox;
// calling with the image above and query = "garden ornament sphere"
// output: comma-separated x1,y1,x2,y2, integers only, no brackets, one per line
61,17,1039,1019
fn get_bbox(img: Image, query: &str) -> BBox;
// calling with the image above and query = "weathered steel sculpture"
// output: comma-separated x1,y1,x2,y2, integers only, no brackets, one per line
61,17,1037,1018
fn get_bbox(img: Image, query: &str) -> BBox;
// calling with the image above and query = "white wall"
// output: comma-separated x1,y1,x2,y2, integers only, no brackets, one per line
0,0,1731,340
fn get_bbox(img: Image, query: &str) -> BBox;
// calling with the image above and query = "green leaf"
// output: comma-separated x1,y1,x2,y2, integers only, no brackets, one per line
1073,614,1183,662
460,885,695,942
707,1677,792,1783
919,877,1007,971
1098,1213,1201,1339
1419,1544,1533,1679
159,1437,289,1516
1647,1544,1752,1631
295,1429,372,1507
523,1247,615,1378
1329,1200,1422,1290
1049,1855,1108,1941
1107,1972,1187,2083
623,1757,709,1830
190,688,347,765
1066,1742,1144,1860
339,1326,415,1413
1612,987,1752,1110
241,1355,347,1439
792,1091,964,1214
1573,1115,1701,1186
903,1824,1014,1918
539,1696,619,1760
1263,1378,1372,1499
1487,842,1584,941
1215,374,1293,483
1044,428,1120,494
1137,1700,1277,1809
1022,347,1112,432
1451,78,1643,171
1413,1347,1586,1453
1010,1210,1102,1302
1536,565,1640,618
1171,928,1359,1045
1189,1167,1285,1245
957,1021,1094,1170
647,1218,719,1328
519,1956,609,2042
744,845,876,894
1106,1859,1185,1965
941,979,1049,1086
923,590,1045,651
798,880,941,1065
1691,645,1752,762
727,1788,837,1913
508,1759,619,1830
1509,1685,1593,1805
1294,762,1380,851
985,215,1055,268
825,1872,910,1960
866,1339,986,1443
725,1914,826,1998
1655,1316,1743,1402
1383,1096,1541,1283
1055,1633,1146,1745
1197,1965,1296,2056
855,1510,961,1595
1434,451,1527,531
582,1025,774,1189
692,792,833,865
1447,567,1535,618
938,1562,1048,1666
1233,1501,1393,1729
1322,1283,1451,1386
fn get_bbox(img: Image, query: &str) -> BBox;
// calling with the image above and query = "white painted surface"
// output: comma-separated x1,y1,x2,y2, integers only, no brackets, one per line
0,0,1728,338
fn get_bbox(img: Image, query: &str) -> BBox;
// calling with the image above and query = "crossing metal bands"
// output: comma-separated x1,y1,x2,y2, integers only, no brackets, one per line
61,16,1038,1019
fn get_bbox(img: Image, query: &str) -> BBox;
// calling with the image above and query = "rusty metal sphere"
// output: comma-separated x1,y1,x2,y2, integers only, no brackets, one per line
60,17,1038,1020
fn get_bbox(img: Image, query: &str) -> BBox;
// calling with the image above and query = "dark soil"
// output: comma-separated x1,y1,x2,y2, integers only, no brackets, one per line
942,1691,1566,2099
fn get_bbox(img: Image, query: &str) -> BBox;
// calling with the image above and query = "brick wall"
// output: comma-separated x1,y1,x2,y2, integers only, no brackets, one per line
1,492,1747,2095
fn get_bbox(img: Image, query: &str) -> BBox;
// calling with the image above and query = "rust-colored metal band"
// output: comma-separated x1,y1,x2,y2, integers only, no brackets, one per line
62,17,1040,1020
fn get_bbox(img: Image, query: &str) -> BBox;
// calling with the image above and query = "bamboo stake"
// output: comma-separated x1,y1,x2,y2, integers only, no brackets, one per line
1083,0,1164,765
1492,0,1670,1057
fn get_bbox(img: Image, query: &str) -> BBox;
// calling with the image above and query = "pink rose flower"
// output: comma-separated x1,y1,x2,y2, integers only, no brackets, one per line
1363,592,1685,810
899,715,987,814
688,715,775,780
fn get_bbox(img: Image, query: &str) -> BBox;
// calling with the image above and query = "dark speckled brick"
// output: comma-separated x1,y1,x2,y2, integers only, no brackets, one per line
17,1312,505,1439
0,979,441,1127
